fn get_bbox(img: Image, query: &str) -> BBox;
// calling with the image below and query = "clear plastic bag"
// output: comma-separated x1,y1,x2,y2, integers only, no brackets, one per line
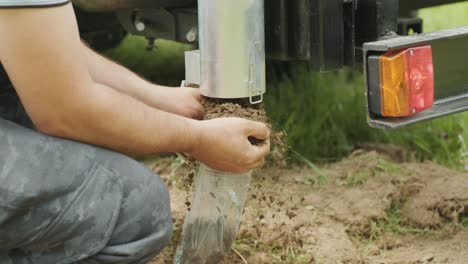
174,164,252,264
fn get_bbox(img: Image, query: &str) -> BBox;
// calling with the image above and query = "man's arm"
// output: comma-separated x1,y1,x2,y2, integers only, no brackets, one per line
0,4,270,172
81,41,203,119
81,41,152,99
0,4,196,156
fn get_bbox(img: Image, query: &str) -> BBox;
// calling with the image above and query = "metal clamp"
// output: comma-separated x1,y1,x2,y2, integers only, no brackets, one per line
249,93,263,104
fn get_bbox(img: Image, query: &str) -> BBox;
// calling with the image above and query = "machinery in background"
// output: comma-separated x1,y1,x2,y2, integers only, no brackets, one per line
74,0,468,128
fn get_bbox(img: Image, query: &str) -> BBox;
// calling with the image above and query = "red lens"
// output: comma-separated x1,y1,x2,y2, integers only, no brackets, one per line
407,45,434,114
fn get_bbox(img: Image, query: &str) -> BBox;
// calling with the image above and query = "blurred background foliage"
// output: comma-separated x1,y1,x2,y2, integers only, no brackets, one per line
107,2,468,170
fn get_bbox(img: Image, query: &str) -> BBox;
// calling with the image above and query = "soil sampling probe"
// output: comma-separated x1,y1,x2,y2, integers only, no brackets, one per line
175,0,266,263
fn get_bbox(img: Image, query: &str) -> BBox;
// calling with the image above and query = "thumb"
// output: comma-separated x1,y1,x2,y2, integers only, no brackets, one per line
245,121,270,140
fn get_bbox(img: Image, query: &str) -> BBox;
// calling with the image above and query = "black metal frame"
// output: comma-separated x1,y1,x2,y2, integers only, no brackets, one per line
78,0,467,64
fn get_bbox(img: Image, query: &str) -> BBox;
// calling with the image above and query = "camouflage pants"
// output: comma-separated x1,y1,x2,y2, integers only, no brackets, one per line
0,90,173,263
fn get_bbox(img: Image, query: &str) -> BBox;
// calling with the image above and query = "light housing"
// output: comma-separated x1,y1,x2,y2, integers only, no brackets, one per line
379,45,434,117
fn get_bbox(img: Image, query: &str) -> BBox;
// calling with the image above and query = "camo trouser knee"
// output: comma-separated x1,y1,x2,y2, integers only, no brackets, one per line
0,118,173,264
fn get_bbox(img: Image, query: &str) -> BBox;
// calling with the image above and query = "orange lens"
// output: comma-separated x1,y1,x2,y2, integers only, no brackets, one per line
380,51,409,117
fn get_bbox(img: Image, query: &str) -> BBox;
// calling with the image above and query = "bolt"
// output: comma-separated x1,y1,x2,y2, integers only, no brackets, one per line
409,49,414,56
186,27,198,42
135,21,145,32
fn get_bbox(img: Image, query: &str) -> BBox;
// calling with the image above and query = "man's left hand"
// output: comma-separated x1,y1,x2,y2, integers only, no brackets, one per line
147,86,204,119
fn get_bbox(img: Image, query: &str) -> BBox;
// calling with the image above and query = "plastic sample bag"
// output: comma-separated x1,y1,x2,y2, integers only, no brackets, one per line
174,164,252,264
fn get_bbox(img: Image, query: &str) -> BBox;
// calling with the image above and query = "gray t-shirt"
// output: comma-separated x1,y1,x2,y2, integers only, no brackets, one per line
0,0,69,8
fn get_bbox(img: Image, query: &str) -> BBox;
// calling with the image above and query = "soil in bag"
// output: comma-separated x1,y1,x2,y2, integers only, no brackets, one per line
174,98,268,264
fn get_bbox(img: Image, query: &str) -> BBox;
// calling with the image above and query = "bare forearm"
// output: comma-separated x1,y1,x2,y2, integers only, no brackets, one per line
81,41,203,119
51,81,199,157
82,41,160,101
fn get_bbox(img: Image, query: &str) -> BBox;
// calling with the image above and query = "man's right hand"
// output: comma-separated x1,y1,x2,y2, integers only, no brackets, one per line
190,117,271,173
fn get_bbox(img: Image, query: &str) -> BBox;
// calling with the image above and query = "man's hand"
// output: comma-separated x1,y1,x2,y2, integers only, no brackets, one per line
190,118,271,173
81,42,204,119
146,86,204,119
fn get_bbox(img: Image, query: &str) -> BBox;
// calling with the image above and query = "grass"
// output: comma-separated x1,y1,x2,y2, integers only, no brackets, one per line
106,38,193,86
419,2,468,31
106,2,468,169
345,158,401,187
376,159,401,174
265,65,466,168
381,200,434,236
360,199,442,245
462,217,468,229
347,170,371,187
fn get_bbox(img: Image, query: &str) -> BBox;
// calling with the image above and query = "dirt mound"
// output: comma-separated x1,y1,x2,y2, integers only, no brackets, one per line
304,176,398,227
305,152,403,228
367,232,468,263
150,150,468,264
224,166,365,264
401,164,468,228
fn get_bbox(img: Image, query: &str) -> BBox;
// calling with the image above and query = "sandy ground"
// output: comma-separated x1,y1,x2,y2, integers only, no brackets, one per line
146,150,468,264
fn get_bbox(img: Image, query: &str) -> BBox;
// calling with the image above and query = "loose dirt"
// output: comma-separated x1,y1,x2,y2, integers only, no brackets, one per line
202,98,269,122
147,150,468,264
202,98,288,166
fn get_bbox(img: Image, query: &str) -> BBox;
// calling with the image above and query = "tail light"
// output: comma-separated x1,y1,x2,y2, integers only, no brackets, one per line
368,45,434,117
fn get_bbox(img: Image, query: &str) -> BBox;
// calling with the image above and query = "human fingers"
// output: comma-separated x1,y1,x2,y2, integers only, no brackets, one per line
244,120,270,140
187,88,202,101
245,139,270,165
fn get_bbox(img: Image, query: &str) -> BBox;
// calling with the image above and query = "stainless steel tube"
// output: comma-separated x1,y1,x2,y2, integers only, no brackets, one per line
198,0,266,102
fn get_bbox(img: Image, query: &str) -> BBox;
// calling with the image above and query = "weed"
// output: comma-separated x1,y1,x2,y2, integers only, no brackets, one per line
292,150,329,186
265,243,311,264
282,249,311,264
357,199,442,244
170,155,188,178
376,159,401,174
382,200,415,236
347,170,371,186
461,217,468,230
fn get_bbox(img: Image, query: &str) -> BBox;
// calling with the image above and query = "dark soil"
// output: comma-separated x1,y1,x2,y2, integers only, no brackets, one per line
202,98,269,122
202,97,288,166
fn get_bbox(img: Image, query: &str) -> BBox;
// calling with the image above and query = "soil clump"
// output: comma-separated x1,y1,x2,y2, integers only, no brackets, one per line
202,97,288,166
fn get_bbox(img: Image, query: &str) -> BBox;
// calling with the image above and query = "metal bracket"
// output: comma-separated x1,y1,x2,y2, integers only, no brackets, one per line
249,94,263,104
184,50,201,86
